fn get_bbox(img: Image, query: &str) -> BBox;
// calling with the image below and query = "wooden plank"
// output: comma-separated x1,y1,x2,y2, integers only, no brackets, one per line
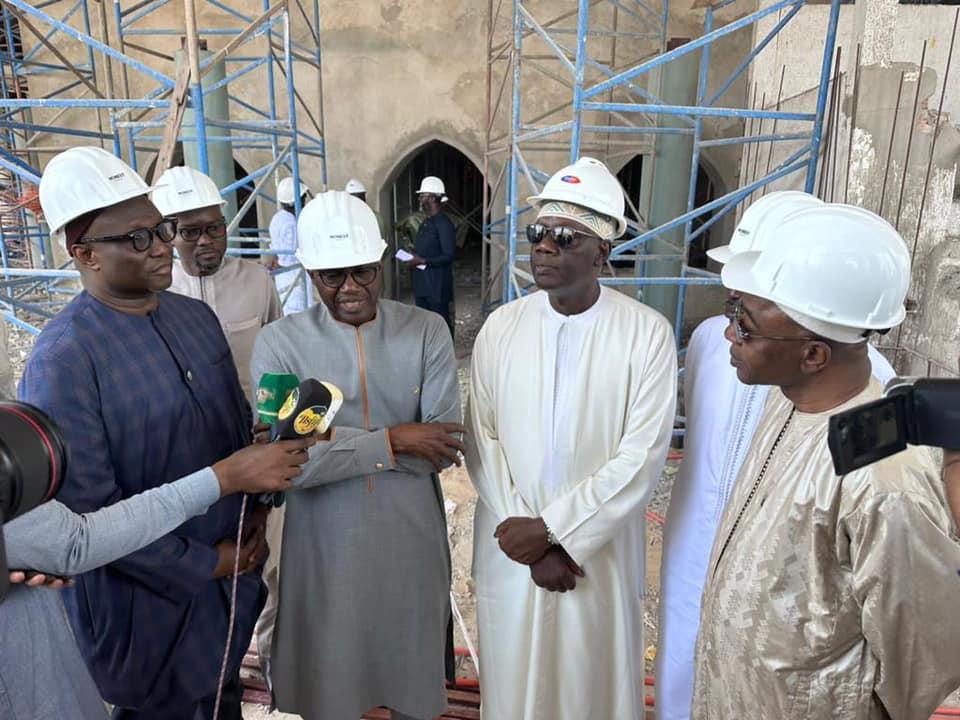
152,61,191,182
443,709,482,720
446,689,481,707
241,687,272,705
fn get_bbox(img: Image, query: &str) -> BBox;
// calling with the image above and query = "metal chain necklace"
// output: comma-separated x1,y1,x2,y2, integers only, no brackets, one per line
713,407,797,576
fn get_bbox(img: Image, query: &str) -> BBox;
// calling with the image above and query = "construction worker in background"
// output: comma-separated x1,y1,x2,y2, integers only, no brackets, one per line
152,166,282,399
405,176,455,336
465,157,677,720
656,191,897,720
693,204,960,720
269,176,311,315
20,146,267,719
345,177,368,203
251,191,464,720
346,177,386,237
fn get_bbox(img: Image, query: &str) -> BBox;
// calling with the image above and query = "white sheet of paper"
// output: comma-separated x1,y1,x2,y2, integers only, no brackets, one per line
396,248,426,270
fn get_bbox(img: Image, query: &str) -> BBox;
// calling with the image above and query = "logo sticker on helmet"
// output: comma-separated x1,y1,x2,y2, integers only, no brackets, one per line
560,175,581,184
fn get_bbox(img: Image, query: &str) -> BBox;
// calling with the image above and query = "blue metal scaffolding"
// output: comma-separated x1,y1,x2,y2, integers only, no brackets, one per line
0,0,327,332
482,0,842,343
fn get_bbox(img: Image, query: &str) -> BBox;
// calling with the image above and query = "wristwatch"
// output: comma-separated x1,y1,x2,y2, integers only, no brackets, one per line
544,521,560,546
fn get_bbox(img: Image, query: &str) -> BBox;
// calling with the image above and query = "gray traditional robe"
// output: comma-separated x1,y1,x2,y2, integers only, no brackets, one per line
250,298,458,720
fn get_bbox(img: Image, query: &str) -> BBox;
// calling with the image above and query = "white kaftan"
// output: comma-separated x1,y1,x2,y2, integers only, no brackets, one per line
466,286,677,720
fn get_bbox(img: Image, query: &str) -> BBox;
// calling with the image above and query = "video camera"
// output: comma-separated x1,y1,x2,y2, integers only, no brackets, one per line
0,401,67,601
828,378,960,475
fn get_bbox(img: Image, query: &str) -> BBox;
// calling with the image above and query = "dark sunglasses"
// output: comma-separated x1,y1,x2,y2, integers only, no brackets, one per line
77,219,177,253
312,264,379,289
177,220,227,243
526,223,599,250
726,298,817,343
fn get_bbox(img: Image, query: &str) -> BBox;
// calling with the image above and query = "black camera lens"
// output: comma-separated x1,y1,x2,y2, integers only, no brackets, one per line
0,401,68,522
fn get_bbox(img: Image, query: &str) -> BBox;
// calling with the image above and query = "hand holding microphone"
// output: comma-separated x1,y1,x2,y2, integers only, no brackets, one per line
212,435,316,498
252,375,344,506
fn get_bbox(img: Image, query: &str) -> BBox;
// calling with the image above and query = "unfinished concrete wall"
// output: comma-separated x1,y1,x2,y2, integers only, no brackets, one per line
745,0,960,375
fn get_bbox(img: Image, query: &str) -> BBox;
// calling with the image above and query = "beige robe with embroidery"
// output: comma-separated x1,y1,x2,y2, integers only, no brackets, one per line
694,379,960,720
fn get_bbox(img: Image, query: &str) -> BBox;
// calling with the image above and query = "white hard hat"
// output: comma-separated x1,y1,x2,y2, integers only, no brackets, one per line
296,191,387,270
345,178,366,195
417,176,446,196
527,156,627,238
39,146,153,236
278,176,310,205
721,204,910,334
150,166,225,217
707,191,823,264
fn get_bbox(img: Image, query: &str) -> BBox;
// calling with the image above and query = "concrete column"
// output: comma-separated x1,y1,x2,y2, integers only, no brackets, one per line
852,0,897,69
177,41,239,222
638,38,698,325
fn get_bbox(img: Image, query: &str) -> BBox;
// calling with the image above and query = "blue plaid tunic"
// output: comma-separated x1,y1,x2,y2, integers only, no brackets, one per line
19,290,261,712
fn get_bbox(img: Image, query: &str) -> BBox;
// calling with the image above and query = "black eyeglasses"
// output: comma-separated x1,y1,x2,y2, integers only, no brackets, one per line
526,223,599,250
312,264,379,289
78,219,177,253
177,220,227,243
726,298,817,343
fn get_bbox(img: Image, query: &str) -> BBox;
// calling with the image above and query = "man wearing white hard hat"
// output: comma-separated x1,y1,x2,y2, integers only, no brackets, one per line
269,176,311,314
251,191,464,720
406,175,456,335
692,204,960,719
655,191,896,720
345,177,367,201
465,157,676,720
346,177,386,238
20,146,268,719
153,166,281,399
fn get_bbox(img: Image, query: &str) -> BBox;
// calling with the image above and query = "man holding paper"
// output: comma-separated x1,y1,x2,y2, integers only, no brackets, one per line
403,176,455,336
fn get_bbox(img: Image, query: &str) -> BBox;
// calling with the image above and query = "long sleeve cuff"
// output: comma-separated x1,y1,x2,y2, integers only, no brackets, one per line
176,467,222,514
330,427,397,474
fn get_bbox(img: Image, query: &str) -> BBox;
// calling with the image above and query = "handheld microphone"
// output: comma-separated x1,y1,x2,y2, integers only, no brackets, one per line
254,375,342,507
255,373,300,508
256,373,300,425
273,378,343,440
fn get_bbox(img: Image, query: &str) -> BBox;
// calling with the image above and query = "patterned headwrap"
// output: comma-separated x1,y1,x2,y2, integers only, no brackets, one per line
535,200,617,241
